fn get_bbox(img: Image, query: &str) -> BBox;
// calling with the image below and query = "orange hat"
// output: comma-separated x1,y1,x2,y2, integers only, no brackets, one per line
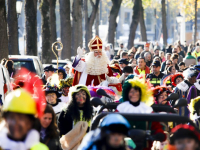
110,64,122,74
145,43,150,48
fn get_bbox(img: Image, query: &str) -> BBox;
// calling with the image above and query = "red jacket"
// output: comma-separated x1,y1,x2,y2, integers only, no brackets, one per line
134,65,150,75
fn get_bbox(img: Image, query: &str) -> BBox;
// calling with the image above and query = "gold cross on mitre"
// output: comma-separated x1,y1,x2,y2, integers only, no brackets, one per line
88,35,103,52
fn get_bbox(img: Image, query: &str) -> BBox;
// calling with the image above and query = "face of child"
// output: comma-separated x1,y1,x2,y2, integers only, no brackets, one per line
108,133,125,148
5,112,33,140
175,77,183,85
58,72,64,80
175,138,199,150
128,88,140,103
158,91,168,105
46,93,57,104
63,87,70,96
75,90,87,107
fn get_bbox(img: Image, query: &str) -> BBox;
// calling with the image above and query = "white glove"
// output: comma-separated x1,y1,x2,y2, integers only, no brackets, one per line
77,46,84,58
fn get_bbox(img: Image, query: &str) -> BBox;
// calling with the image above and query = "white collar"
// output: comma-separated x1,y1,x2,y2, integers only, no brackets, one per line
194,80,200,90
53,102,67,114
0,129,39,150
117,101,153,113
177,81,189,92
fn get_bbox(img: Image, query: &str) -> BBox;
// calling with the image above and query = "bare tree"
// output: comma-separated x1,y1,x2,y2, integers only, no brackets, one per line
95,8,99,36
24,0,37,55
0,0,9,59
72,0,82,56
139,0,147,42
161,0,168,46
84,0,100,51
127,0,141,49
108,0,122,48
49,0,57,55
60,0,71,59
40,0,51,63
7,0,19,55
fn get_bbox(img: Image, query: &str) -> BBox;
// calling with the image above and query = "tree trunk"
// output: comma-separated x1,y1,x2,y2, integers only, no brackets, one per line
60,0,71,59
84,0,89,50
25,0,37,55
108,0,122,48
78,1,83,48
49,0,57,59
40,0,51,64
139,0,147,42
127,0,141,49
7,0,19,55
194,0,197,44
84,0,100,51
161,0,168,46
0,0,9,60
72,0,82,56
95,8,99,36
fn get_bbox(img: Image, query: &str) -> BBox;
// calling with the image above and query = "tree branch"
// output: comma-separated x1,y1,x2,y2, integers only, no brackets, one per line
89,0,95,7
88,0,100,24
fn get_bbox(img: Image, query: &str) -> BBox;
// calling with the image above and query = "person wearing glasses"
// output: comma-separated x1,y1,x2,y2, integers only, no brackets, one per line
162,60,172,74
161,53,172,72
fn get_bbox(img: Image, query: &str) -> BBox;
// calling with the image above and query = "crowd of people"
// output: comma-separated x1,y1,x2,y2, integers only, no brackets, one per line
0,36,200,150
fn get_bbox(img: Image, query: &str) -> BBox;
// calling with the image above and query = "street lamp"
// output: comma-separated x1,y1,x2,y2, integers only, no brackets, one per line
176,13,183,41
176,13,183,23
16,0,23,18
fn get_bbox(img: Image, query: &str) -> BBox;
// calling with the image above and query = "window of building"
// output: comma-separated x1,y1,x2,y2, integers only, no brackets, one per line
197,25,200,31
197,9,200,18
186,25,191,31
146,12,151,25
124,12,130,25
146,25,152,31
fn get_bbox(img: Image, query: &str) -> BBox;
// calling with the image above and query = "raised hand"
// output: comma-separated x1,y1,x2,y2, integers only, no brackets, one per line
77,46,84,58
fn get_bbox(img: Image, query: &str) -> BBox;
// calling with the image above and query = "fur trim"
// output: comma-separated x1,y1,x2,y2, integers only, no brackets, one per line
85,51,109,75
188,96,200,120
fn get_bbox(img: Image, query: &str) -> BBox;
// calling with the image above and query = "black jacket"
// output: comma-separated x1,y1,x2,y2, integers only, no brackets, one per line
58,109,74,137
42,75,47,85
40,136,61,150
146,72,165,87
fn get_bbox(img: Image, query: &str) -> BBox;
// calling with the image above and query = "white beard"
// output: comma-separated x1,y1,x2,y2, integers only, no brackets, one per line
85,51,110,75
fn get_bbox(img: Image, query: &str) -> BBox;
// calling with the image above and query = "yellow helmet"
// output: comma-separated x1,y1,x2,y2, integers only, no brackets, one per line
3,89,36,115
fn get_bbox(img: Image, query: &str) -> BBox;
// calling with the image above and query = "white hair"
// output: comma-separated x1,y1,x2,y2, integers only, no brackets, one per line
144,52,151,58
85,51,110,75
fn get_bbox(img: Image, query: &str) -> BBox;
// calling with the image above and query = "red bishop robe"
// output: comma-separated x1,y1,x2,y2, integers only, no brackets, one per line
72,57,113,86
